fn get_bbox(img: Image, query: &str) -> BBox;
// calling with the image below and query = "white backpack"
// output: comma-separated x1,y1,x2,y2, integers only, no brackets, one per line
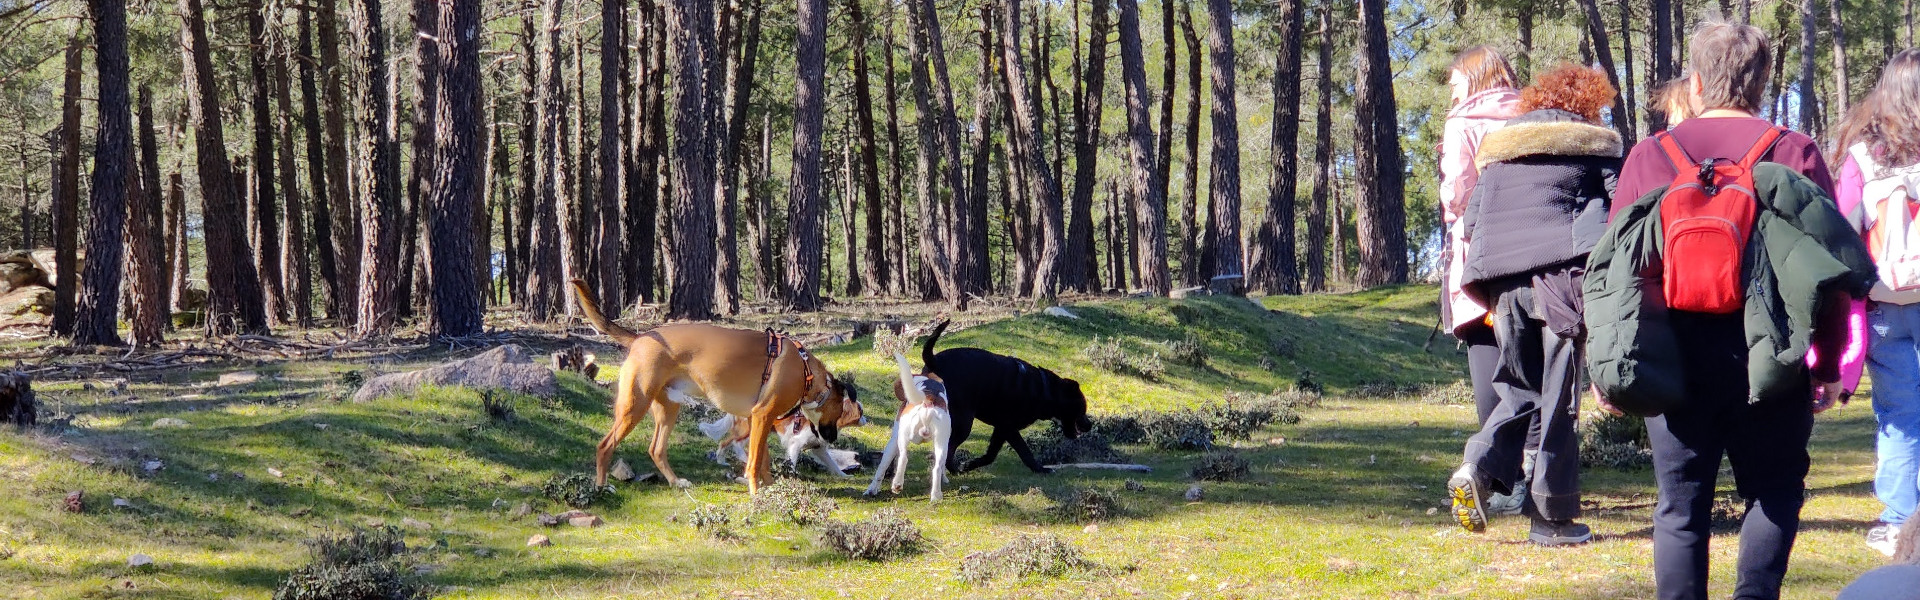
1850,143,1920,293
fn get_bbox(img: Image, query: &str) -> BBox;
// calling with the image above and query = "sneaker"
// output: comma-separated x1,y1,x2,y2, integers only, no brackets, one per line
1529,518,1593,546
1447,463,1489,533
1487,480,1529,517
1869,522,1901,557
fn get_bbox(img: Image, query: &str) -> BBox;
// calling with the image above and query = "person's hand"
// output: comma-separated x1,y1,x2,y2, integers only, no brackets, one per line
1813,380,1845,414
1591,384,1624,416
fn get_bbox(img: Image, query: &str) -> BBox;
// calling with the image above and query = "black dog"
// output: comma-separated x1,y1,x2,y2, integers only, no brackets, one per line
920,320,1094,474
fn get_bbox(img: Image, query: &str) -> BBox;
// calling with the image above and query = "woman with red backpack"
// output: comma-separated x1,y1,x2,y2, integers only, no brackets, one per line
1833,49,1920,557
1443,63,1622,547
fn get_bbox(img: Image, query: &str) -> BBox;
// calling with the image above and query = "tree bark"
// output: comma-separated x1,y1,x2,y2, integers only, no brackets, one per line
273,36,312,327
1798,0,1817,131
168,174,188,311
1251,0,1301,295
999,0,1063,300
665,0,721,320
318,0,359,325
182,0,270,334
129,89,167,344
850,0,887,297
1353,0,1406,286
1179,11,1203,282
1619,0,1638,137
427,0,483,337
1202,0,1241,284
1160,0,1185,286
1651,0,1673,89
1305,4,1331,292
402,0,442,320
75,0,132,345
246,0,288,325
352,0,405,335
882,0,908,296
716,0,762,312
516,13,538,307
1575,0,1635,146
298,5,340,320
1115,0,1167,294
625,0,662,307
526,0,567,320
597,0,629,312
53,41,80,337
1064,0,1106,293
904,0,969,308
1831,0,1850,118
784,0,828,311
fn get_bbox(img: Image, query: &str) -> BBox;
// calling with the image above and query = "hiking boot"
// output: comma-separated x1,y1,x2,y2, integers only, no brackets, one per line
1869,522,1902,557
1447,463,1489,533
1487,480,1528,517
1529,518,1593,546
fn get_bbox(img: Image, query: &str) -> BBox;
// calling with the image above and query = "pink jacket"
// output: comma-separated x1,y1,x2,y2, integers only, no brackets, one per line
1440,88,1521,334
1816,155,1873,393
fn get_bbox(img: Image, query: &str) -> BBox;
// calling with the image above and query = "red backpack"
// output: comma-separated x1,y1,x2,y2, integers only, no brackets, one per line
1653,127,1785,314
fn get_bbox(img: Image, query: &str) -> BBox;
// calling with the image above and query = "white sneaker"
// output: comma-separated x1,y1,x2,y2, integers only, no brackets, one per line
1869,522,1901,557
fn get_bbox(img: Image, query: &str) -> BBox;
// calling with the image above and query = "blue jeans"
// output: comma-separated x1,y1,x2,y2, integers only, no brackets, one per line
1871,302,1920,526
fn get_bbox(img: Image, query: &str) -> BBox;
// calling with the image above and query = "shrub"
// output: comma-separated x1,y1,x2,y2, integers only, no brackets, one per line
959,534,1096,583
1028,426,1129,465
1419,381,1476,406
1202,394,1293,441
1164,335,1206,367
272,527,430,600
1352,381,1423,399
871,328,913,359
677,502,742,541
1090,415,1146,444
1189,450,1251,482
1049,488,1123,522
479,391,515,422
1580,412,1652,470
540,473,613,508
817,509,925,561
1137,410,1213,451
1292,371,1325,396
1081,337,1166,380
750,479,837,526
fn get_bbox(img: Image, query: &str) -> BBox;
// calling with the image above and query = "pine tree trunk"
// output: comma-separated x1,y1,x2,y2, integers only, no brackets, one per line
352,0,405,335
246,0,288,325
1180,11,1204,282
665,0,721,320
1160,0,1186,286
427,0,483,337
298,6,340,320
625,0,662,307
783,0,828,311
597,0,629,312
318,0,360,325
526,0,566,320
882,1,908,296
167,174,188,311
999,0,1063,300
1798,0,1817,131
129,89,167,344
1203,0,1242,285
273,40,312,327
1831,0,1850,118
497,120,517,303
1514,1,1533,81
1354,0,1406,286
904,0,968,308
850,0,887,296
1651,0,1673,87
1115,0,1167,294
402,0,442,320
75,0,132,345
1576,0,1635,146
715,0,762,312
182,0,270,334
1305,4,1331,293
1252,0,1301,295
52,42,80,337
1064,0,1106,293
516,15,538,307
1620,0,1639,137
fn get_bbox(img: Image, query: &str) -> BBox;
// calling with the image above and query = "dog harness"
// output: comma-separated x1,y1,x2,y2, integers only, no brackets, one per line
758,329,824,421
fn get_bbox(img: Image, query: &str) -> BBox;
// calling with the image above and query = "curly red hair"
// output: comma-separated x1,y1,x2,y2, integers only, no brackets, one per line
1517,64,1619,123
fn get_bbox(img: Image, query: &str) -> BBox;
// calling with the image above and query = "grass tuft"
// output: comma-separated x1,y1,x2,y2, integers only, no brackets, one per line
816,509,925,561
959,534,1096,583
1049,487,1124,522
750,478,838,526
272,526,430,600
539,473,612,508
1189,450,1252,482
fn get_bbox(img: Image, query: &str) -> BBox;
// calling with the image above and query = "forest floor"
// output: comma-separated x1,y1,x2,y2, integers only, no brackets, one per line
0,286,1893,599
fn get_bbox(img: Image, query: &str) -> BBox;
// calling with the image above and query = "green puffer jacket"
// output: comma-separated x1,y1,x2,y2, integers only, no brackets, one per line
1583,163,1876,416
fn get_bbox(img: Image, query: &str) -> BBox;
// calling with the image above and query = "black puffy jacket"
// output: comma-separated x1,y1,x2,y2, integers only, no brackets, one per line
1460,109,1622,303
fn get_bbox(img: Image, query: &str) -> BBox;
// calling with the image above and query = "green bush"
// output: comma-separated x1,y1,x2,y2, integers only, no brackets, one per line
1164,334,1207,367
1090,415,1146,444
540,473,613,508
1081,337,1166,380
272,527,430,600
1049,488,1124,523
1189,450,1251,482
817,509,925,561
1580,412,1652,470
677,503,742,541
750,479,837,526
1137,410,1213,451
959,534,1096,583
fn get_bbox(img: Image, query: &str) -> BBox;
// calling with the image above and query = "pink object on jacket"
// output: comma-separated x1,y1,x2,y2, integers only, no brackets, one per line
1814,155,1875,394
1440,88,1522,334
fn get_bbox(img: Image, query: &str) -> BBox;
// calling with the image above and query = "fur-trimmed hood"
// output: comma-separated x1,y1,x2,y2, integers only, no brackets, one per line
1474,109,1623,169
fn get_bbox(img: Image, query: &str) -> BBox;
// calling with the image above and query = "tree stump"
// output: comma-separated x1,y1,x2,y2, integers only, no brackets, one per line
0,371,36,427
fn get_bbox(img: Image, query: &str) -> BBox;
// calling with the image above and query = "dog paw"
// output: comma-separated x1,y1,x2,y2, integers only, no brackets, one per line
862,488,881,497
672,478,693,489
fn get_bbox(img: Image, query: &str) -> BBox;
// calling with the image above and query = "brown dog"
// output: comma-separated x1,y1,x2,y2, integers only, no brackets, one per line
569,280,860,493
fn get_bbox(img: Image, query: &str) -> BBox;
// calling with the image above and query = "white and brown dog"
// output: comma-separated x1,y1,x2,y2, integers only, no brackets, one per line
699,412,865,475
570,280,863,493
866,353,953,501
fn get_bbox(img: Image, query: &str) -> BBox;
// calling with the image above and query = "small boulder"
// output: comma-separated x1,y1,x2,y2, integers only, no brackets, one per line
266,468,284,478
568,514,603,528
526,534,551,547
112,498,131,508
127,554,153,567
353,345,559,402
509,502,532,519
1207,274,1245,296
609,459,636,482
1043,306,1081,320
141,460,163,473
150,418,190,429
1184,485,1204,502
401,517,432,531
216,371,261,387
536,513,561,527
1170,286,1209,300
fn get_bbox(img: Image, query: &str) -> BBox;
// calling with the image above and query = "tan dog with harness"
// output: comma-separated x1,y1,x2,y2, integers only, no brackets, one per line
569,280,862,493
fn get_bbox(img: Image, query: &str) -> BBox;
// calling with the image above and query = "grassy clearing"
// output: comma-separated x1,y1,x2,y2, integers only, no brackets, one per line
0,286,1892,599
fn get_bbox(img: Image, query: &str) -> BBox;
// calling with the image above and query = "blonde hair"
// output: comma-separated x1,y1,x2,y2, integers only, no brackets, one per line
1654,75,1697,129
1451,46,1518,97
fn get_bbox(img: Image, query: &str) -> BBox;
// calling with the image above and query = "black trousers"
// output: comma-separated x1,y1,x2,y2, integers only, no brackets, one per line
1461,278,1582,521
1647,313,1813,600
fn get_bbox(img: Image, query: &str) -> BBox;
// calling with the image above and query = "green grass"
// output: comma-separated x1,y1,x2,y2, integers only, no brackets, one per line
0,286,1892,598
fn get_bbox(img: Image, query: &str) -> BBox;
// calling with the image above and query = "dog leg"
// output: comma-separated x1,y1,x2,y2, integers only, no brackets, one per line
808,446,845,477
647,400,691,488
866,424,902,496
891,423,911,494
931,429,949,502
964,429,1008,473
945,417,975,474
745,410,776,494
595,361,651,486
1006,431,1054,474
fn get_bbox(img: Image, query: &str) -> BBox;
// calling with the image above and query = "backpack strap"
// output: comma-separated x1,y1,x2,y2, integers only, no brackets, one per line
1654,132,1695,173
1736,126,1787,169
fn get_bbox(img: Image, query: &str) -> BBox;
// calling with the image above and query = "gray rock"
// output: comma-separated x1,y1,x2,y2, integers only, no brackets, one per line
400,517,432,531
1170,286,1209,300
217,371,262,386
1207,274,1245,296
536,513,561,527
352,345,559,402
568,514,603,528
526,534,551,547
510,502,532,519
127,553,153,567
609,459,636,482
1043,306,1081,320
150,418,190,429
1185,485,1204,502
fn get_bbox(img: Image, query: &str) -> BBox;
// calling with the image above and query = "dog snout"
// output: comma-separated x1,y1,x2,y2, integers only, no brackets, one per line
817,424,840,442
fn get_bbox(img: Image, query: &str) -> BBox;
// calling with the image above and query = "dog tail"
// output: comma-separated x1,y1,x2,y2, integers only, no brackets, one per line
893,353,927,407
921,319,950,371
569,279,639,346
